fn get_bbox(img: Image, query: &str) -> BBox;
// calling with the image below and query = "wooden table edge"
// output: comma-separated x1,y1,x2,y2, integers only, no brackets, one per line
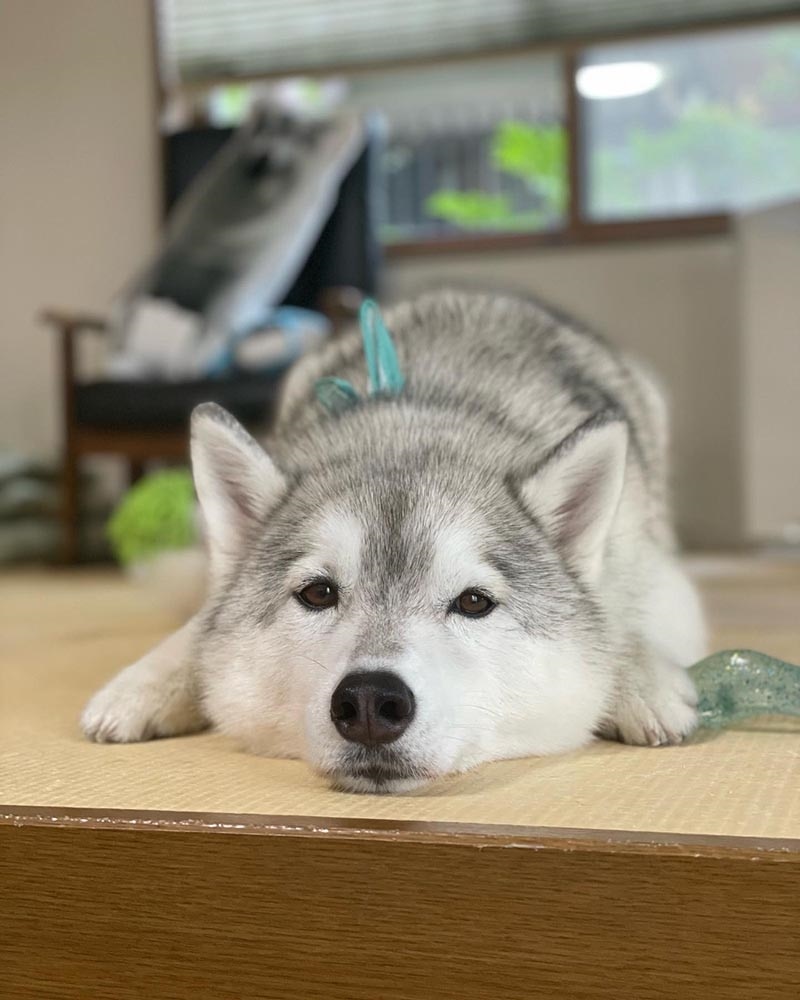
2,803,798,859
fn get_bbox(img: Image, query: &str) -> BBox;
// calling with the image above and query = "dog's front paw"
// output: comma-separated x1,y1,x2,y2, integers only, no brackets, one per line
81,622,208,744
602,660,698,748
81,664,204,744
81,674,162,743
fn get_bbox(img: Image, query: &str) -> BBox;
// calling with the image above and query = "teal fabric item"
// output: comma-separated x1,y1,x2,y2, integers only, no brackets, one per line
314,377,361,414
314,298,404,413
359,298,405,396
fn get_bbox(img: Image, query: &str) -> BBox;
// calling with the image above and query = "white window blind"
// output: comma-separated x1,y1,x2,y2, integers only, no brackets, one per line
158,0,797,84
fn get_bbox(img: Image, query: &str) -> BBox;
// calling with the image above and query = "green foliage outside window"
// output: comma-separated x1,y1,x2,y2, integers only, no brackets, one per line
425,121,567,232
592,106,800,217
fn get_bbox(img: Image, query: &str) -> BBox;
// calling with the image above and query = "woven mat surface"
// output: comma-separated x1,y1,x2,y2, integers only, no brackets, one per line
2,564,798,838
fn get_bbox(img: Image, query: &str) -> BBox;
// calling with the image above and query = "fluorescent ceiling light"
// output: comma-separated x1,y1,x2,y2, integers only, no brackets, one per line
576,61,664,100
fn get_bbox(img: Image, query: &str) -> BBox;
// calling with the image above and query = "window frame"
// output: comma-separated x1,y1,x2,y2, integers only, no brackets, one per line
151,5,800,253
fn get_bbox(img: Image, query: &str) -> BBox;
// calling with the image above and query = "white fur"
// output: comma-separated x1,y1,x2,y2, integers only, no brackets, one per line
81,619,206,743
522,420,628,583
82,446,703,789
197,501,618,792
191,403,285,567
81,291,708,794
82,439,703,790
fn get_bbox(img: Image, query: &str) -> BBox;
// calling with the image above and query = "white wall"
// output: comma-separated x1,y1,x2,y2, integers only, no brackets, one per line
385,238,743,547
0,0,159,459
737,203,800,542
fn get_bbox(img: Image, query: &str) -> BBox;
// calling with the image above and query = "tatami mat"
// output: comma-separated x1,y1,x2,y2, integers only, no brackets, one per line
2,560,799,838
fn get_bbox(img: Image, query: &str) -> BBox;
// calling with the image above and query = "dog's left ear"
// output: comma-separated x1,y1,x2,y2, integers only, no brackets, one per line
191,403,286,562
519,416,628,582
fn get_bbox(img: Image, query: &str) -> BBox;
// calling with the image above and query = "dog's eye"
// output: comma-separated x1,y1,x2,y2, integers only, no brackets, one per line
451,590,496,618
296,580,339,610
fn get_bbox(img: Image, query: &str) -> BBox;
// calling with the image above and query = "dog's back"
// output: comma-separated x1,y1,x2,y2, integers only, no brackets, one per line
277,290,672,539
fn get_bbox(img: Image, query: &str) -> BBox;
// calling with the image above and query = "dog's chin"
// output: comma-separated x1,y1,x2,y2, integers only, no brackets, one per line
321,748,437,795
329,770,434,795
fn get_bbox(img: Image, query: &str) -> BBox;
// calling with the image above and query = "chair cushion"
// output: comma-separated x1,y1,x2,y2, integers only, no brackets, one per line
74,374,283,430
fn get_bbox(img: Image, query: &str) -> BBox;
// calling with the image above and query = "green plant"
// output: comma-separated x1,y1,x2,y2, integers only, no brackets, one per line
106,469,197,567
492,121,567,213
424,191,513,229
424,121,567,232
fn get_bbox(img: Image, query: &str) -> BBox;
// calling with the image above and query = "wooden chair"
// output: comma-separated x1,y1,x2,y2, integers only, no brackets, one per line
43,287,362,563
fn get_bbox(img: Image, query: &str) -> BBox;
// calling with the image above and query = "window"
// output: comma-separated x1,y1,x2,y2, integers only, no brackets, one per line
344,56,565,242
156,5,800,248
581,23,800,220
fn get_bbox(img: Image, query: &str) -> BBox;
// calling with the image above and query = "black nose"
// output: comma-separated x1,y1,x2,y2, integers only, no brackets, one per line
330,671,415,746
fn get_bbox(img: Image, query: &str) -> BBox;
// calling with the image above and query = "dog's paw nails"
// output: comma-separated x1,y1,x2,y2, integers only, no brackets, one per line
607,667,699,748
80,689,155,744
80,665,206,744
612,701,698,747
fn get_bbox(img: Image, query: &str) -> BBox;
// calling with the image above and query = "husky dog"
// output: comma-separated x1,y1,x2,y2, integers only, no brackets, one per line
82,291,706,793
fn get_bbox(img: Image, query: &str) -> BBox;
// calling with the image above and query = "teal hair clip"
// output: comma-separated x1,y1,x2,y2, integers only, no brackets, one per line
314,376,361,414
315,298,405,413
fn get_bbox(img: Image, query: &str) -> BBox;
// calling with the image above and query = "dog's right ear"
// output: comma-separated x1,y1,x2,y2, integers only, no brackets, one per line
518,415,627,583
190,403,286,560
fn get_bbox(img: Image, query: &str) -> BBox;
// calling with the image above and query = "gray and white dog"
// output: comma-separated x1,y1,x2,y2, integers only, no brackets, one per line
82,290,706,793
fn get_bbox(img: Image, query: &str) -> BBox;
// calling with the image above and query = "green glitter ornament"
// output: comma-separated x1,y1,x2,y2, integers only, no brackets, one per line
107,468,197,567
689,649,800,728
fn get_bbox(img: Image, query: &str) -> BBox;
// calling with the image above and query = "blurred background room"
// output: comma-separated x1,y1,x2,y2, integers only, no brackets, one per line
1,0,799,574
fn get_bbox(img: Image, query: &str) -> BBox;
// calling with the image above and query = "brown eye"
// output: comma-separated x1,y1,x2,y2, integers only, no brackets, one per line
452,590,496,618
296,580,339,610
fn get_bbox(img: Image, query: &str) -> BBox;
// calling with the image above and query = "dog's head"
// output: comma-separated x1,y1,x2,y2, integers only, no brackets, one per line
191,403,626,793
